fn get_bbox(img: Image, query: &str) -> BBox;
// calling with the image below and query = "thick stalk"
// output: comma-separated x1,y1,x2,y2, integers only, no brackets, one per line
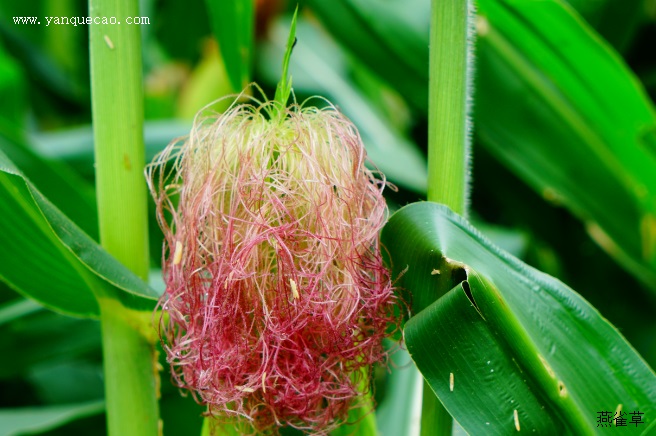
89,0,149,275
423,0,475,435
427,0,473,216
99,298,160,435
88,0,157,434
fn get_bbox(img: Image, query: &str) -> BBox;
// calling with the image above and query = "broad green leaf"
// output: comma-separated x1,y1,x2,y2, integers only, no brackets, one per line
0,121,98,239
308,0,656,292
260,16,428,192
563,0,646,51
471,219,528,259
0,400,104,436
0,148,159,317
475,0,656,291
205,0,253,92
381,202,656,434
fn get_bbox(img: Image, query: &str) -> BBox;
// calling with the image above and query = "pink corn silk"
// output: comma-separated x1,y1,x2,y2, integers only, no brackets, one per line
148,102,400,433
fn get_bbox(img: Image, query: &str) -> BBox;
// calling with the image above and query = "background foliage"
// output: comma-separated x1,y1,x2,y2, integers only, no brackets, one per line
0,0,655,434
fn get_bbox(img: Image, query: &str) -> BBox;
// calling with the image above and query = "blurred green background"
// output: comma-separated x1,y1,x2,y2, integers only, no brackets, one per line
0,0,655,434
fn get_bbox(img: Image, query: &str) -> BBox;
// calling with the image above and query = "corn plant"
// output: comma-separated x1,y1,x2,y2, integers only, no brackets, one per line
0,0,655,435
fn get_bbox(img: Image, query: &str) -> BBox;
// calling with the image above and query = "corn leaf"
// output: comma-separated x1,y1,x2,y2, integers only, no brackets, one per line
0,122,98,239
381,202,656,434
0,146,159,317
475,0,656,291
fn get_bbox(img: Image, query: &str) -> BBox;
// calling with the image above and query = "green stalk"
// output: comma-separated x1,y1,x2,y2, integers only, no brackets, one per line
423,0,475,435
89,0,149,277
88,0,158,434
427,0,473,217
99,298,159,435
